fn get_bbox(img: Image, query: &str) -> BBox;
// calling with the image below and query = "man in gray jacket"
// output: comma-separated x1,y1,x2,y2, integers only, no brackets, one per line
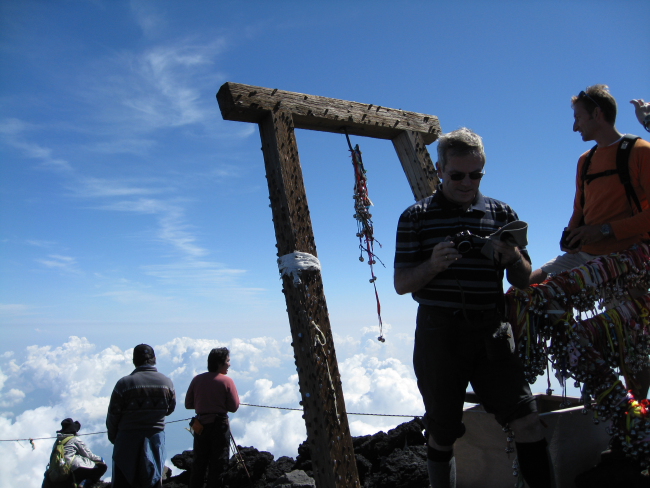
107,344,176,488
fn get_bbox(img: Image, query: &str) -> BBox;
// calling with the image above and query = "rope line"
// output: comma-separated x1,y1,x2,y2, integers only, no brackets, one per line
0,403,421,443
239,402,420,418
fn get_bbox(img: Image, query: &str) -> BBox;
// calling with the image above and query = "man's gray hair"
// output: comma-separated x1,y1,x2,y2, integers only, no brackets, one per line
437,127,486,171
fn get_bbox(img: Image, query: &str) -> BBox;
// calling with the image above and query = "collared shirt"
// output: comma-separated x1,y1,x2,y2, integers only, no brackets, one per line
394,186,529,310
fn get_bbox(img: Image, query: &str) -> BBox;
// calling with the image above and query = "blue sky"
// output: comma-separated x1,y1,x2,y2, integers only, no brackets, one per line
1,1,649,486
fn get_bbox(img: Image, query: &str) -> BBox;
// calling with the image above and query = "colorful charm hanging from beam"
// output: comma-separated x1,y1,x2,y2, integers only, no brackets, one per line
344,130,385,342
505,243,650,470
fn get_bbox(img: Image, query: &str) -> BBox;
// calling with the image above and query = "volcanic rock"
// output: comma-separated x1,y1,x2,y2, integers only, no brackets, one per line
162,418,428,487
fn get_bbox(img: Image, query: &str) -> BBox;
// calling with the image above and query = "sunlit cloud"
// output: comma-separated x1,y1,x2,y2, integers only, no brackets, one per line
130,0,168,39
35,254,81,274
83,138,157,156
93,289,175,304
0,304,30,316
0,119,73,172
74,177,170,198
141,260,247,283
0,332,574,488
0,389,26,408
97,197,208,257
82,37,228,134
157,208,208,257
25,240,58,248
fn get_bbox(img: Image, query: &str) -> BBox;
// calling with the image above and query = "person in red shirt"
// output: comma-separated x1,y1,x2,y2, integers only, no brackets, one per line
185,347,240,488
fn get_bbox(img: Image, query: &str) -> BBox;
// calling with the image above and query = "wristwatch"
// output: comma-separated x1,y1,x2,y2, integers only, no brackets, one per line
644,114,650,133
600,223,612,237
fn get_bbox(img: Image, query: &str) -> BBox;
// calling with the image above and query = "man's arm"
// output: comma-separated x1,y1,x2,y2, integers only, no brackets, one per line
185,378,195,410
394,241,459,295
227,377,240,413
492,240,531,289
74,438,103,463
563,155,588,253
166,385,176,416
106,387,122,444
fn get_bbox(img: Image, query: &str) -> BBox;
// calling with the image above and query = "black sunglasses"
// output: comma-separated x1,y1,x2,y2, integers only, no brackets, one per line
446,171,485,181
578,90,601,109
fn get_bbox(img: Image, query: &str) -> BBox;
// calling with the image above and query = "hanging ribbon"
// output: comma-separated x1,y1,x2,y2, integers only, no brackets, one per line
344,129,385,342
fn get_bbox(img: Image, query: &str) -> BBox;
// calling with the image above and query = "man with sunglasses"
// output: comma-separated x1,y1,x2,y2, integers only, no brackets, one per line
530,85,650,284
394,128,552,488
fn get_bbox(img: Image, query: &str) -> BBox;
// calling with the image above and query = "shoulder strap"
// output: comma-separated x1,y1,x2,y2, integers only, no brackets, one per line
579,135,642,213
61,436,75,445
579,144,598,209
616,134,641,213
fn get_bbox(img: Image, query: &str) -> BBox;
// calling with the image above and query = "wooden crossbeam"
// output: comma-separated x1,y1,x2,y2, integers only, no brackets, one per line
217,82,441,488
218,82,441,145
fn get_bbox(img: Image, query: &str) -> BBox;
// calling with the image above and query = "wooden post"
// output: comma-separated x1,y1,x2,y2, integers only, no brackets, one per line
259,109,359,487
217,82,442,488
392,130,439,201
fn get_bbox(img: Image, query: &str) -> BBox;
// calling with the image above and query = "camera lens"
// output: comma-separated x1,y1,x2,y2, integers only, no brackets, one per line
456,240,472,254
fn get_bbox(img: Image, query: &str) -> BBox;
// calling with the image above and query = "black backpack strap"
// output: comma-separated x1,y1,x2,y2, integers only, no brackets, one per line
616,134,641,213
579,144,598,210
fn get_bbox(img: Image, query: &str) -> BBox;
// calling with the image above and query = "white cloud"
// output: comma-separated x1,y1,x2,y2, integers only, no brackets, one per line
0,119,73,172
98,198,209,258
25,240,57,248
75,177,169,198
244,376,301,406
35,254,81,274
0,332,431,488
130,0,167,38
231,409,306,457
81,36,227,134
0,389,26,408
94,289,175,305
0,304,29,316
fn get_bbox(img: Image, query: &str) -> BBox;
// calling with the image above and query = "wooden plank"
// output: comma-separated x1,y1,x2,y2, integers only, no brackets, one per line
258,110,361,488
392,130,439,201
218,82,442,145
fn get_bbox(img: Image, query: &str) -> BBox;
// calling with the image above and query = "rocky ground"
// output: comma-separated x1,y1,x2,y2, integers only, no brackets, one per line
162,418,429,488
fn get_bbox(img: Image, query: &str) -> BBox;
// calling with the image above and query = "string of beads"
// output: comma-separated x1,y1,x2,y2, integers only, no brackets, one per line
344,131,385,342
505,243,650,468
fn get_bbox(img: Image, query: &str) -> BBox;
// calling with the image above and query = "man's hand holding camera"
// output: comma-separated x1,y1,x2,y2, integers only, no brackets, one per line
394,239,462,295
430,240,461,273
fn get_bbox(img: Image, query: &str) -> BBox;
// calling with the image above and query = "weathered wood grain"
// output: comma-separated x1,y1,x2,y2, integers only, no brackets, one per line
392,130,439,201
217,83,441,487
218,82,441,145
259,110,361,488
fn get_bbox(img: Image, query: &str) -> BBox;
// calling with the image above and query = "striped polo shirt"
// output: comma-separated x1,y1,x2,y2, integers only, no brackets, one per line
394,187,529,310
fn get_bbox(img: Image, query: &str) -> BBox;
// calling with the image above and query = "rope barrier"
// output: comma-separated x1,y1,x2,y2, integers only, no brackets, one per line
0,403,421,443
239,402,420,418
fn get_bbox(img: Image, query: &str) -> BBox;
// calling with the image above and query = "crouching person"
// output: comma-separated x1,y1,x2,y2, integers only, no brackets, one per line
185,347,240,488
42,418,107,488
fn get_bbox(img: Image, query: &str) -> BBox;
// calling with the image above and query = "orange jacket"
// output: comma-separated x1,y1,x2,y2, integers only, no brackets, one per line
568,137,650,255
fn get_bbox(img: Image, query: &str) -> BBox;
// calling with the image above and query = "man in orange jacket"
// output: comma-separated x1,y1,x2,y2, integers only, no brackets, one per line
530,85,650,284
531,85,650,488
